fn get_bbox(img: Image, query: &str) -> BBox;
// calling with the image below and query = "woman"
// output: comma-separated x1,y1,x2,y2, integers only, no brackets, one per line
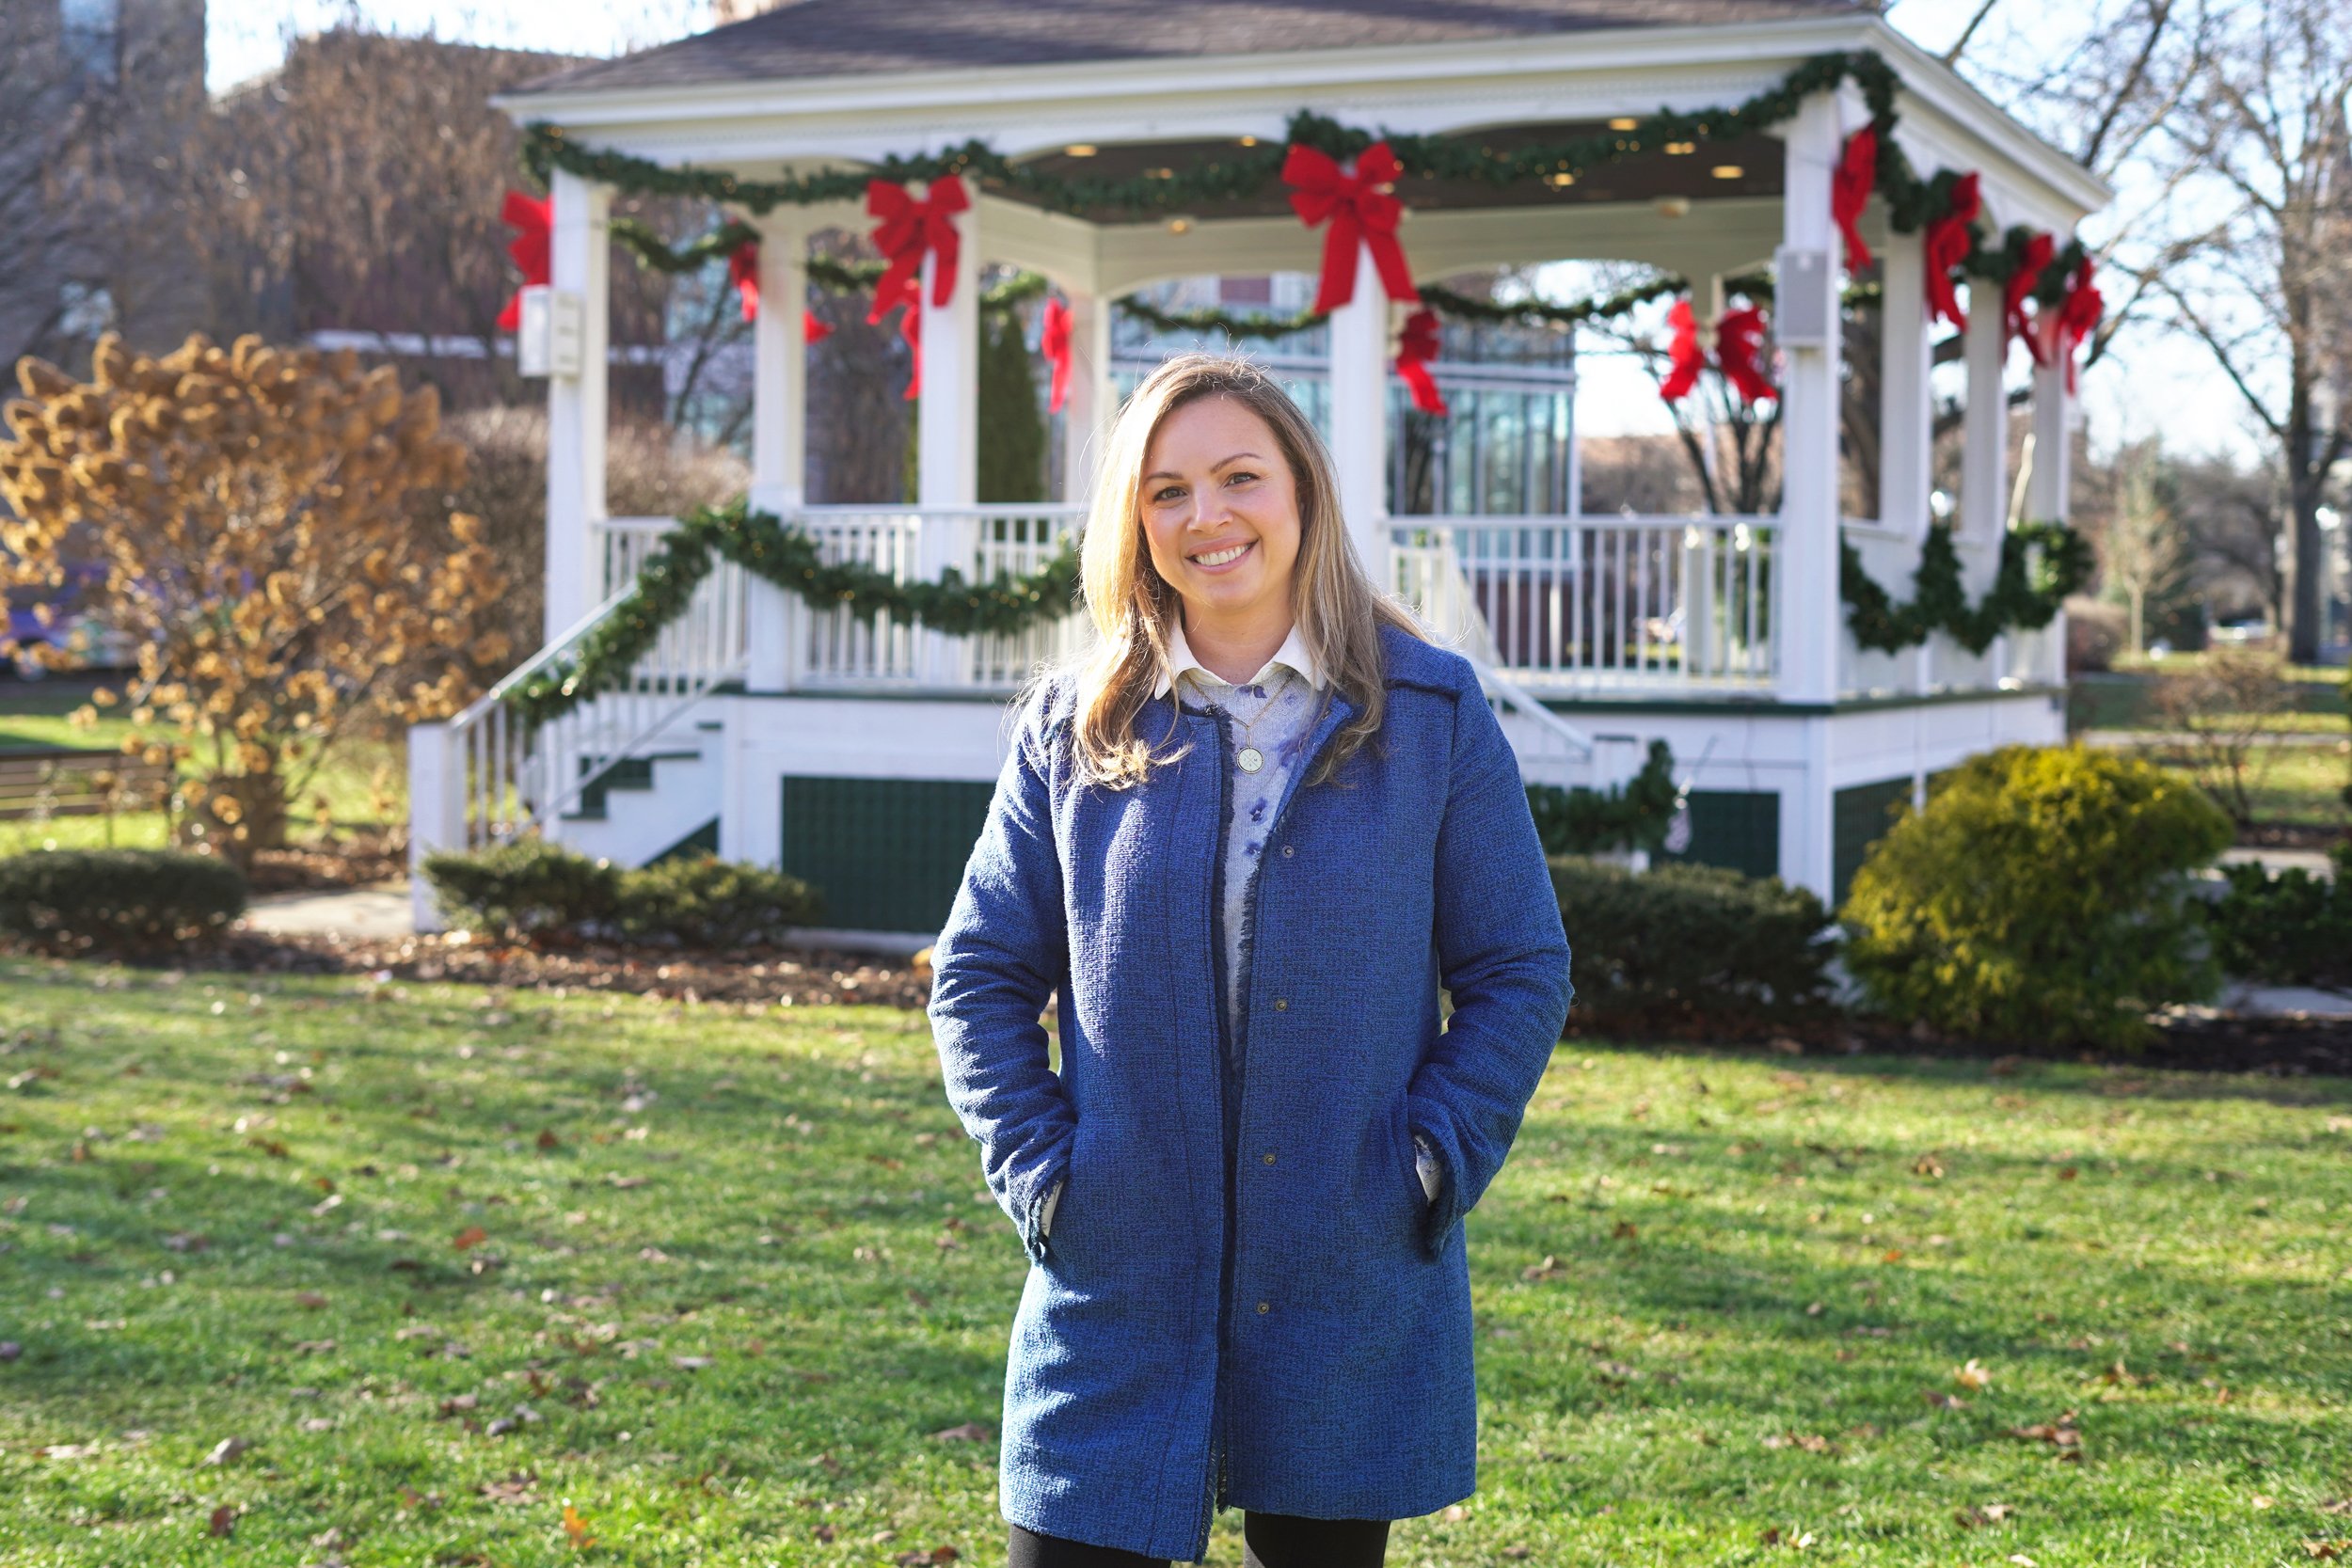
928,354,1574,1567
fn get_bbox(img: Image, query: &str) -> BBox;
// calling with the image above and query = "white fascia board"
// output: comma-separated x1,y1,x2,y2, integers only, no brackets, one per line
496,13,2106,223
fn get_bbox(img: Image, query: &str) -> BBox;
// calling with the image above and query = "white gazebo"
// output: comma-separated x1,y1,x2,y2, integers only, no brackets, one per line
407,0,2108,942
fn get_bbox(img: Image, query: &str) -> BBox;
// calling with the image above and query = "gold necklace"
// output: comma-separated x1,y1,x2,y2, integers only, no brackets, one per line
1179,668,1281,772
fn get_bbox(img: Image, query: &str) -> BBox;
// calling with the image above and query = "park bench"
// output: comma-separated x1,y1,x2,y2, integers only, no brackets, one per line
0,746,174,821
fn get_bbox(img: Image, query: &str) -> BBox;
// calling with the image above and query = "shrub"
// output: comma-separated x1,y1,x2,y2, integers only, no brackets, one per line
420,838,620,940
615,854,824,948
2202,861,2352,989
2064,595,2127,673
0,847,247,953
1549,855,1837,1031
1841,744,2233,1050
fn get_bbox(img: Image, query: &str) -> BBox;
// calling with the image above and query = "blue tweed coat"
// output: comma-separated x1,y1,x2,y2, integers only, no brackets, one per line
928,620,1575,1563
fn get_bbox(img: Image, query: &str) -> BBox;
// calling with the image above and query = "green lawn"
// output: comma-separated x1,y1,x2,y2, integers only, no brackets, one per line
2,960,2347,1565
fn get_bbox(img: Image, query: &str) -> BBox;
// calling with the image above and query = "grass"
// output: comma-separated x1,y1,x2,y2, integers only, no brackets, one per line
2069,672,2348,734
1,960,2348,1566
2136,741,2352,835
0,679,407,861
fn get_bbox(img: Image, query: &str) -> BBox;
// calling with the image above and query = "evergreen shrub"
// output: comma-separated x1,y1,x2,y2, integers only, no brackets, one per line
1841,744,2233,1049
1548,855,1837,1030
420,839,620,939
0,847,247,953
2202,859,2352,989
614,854,823,948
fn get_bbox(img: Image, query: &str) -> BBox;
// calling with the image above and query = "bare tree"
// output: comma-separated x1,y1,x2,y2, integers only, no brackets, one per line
2098,439,2191,653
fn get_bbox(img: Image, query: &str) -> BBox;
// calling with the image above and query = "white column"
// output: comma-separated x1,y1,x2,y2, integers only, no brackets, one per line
405,721,463,934
1059,287,1115,505
915,196,980,686
747,215,808,696
1960,292,2009,549
1775,89,1843,901
2027,355,2073,684
544,168,611,645
1878,231,1931,539
1325,245,1391,589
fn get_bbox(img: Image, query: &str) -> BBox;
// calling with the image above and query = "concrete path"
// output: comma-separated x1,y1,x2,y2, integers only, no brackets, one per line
238,879,416,940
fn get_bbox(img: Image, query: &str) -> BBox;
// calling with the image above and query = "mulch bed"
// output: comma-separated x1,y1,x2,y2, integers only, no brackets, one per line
4,926,2344,1075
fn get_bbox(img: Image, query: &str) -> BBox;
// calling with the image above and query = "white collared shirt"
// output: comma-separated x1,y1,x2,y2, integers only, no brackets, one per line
1152,617,1324,699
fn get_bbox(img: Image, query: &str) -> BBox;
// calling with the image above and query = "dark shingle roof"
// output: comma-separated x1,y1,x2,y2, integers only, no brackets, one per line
512,0,1873,97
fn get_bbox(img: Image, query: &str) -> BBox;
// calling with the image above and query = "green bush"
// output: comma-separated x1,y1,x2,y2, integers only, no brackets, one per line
0,847,247,953
1841,744,2234,1050
2202,860,2352,989
1548,855,1837,1030
615,854,823,948
420,839,620,940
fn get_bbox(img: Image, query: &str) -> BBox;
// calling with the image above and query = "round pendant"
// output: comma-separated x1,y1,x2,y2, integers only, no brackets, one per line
1238,745,1264,773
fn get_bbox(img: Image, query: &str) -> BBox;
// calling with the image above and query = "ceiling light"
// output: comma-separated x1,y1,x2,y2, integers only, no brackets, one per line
1664,141,1696,155
1547,171,1577,188
1711,165,1744,180
1238,135,1259,147
1656,196,1691,217
1146,166,1174,179
1168,216,1194,234
1608,117,1639,131
1064,143,1097,157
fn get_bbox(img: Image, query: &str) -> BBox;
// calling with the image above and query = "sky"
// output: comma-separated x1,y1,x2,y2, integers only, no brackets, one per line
204,0,2254,469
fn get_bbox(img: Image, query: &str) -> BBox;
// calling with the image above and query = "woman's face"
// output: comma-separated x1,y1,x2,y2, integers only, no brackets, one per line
1138,395,1303,628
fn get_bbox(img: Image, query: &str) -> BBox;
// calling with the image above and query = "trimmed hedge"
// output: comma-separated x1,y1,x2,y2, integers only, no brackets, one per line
420,840,621,940
1841,744,2234,1050
2202,853,2352,990
1549,854,1837,1031
0,847,247,953
421,839,822,948
614,853,823,948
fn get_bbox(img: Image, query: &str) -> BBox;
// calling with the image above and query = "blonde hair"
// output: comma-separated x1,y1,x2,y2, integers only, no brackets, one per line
1030,352,1428,790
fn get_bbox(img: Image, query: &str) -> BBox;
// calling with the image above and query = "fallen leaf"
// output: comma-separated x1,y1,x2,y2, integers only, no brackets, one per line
930,1421,989,1442
1440,1504,1470,1522
1520,1254,1565,1281
562,1502,596,1548
202,1436,254,1466
1955,1357,1993,1391
208,1505,235,1538
295,1291,329,1309
452,1227,488,1251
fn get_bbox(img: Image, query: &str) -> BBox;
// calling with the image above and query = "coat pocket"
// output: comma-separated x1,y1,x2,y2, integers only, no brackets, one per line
1389,1096,1429,1233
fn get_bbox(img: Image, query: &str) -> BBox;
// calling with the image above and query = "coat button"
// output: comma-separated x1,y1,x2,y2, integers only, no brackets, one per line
1280,844,1295,858
1262,1151,1276,1164
1256,1301,1271,1314
1274,998,1287,1011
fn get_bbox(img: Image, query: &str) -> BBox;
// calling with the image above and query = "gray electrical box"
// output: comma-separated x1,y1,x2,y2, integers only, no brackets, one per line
1772,245,1833,347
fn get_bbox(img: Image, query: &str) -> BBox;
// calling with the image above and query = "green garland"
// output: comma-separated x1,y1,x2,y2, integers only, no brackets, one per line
1525,740,1680,855
1840,519,2094,657
513,499,1082,724
555,44,2083,341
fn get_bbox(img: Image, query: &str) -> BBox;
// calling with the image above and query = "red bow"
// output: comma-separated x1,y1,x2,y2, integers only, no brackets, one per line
1282,141,1420,315
804,309,834,345
496,189,551,333
2055,255,2103,392
1659,298,1707,403
1716,306,1777,404
1832,126,1878,273
2003,231,2055,366
1924,173,1981,332
1395,308,1448,416
727,240,760,324
866,174,968,324
1039,296,1073,414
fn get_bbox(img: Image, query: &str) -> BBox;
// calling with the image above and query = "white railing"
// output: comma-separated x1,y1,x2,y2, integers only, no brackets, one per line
1390,515,1778,693
1837,519,2064,698
787,504,1089,687
443,538,750,849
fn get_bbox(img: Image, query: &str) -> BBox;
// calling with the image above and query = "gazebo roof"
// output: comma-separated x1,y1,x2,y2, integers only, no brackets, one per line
512,0,1870,97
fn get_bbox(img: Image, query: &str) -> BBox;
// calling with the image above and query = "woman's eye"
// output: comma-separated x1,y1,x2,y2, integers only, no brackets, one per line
1226,471,1259,485
1152,485,1184,503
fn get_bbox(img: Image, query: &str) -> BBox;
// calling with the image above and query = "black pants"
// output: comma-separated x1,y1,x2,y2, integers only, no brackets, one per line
1007,1513,1391,1568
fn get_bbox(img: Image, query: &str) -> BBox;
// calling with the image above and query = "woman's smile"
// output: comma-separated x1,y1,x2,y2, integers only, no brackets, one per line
1188,539,1256,571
